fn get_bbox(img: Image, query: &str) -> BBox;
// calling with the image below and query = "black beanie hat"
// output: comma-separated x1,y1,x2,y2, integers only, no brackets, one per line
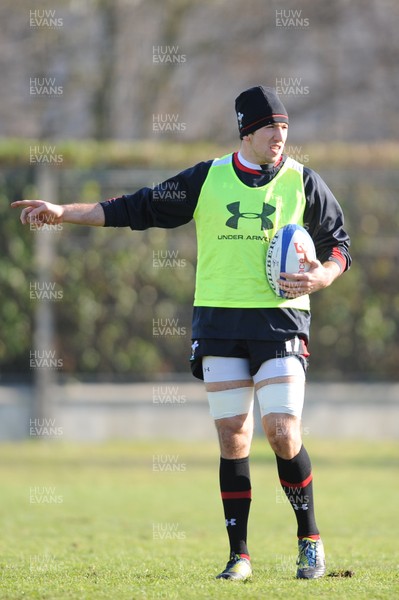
235,85,289,138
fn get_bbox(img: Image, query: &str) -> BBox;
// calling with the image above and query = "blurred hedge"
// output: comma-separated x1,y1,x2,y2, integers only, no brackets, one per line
2,139,399,381
2,138,399,169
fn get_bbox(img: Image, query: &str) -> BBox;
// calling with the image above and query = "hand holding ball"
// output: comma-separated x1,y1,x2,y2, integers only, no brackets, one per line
266,224,316,297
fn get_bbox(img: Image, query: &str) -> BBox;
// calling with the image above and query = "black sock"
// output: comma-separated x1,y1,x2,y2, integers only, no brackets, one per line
275,445,320,538
219,456,251,558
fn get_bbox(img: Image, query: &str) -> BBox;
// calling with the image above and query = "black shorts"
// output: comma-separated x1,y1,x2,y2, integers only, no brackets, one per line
189,337,309,381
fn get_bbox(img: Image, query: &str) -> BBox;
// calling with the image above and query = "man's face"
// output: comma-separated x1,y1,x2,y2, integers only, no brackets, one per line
244,122,288,165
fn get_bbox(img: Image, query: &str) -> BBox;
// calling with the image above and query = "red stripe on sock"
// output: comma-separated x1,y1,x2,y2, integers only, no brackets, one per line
298,534,320,540
279,473,313,489
221,490,252,500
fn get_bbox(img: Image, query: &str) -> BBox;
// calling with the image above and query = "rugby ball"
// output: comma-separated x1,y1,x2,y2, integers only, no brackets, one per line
266,224,316,297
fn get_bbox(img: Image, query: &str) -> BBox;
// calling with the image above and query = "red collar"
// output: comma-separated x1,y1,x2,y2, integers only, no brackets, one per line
233,152,282,174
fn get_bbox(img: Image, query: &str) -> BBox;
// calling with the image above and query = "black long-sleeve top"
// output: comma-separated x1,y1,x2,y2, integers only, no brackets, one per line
100,153,351,345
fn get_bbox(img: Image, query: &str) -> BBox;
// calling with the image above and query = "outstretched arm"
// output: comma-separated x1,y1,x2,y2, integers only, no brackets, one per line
11,161,212,231
11,200,105,227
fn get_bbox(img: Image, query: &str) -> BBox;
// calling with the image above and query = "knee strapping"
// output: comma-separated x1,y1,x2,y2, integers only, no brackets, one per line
207,387,254,420
256,381,305,418
254,356,305,418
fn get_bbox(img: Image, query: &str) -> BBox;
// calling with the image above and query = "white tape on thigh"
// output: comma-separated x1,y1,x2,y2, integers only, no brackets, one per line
256,381,305,418
202,356,251,383
207,387,254,420
252,355,305,382
254,356,306,418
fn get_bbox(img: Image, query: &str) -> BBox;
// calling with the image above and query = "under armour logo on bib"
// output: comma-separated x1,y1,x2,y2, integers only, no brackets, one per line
225,201,275,230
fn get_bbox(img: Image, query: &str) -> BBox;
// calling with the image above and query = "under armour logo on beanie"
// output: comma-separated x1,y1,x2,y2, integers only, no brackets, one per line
235,86,289,139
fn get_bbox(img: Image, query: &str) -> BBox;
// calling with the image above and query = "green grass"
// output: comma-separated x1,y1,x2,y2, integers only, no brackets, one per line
0,438,398,599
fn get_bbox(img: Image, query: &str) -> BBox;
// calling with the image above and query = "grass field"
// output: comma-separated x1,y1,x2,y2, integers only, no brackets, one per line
0,437,398,599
